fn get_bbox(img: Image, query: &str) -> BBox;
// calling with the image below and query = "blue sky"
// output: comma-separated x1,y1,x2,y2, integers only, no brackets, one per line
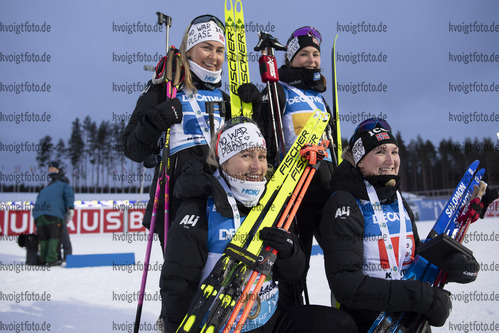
1,0,498,179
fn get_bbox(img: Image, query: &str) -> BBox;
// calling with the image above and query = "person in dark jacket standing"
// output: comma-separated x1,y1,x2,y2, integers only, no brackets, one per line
32,161,75,266
320,118,480,332
123,14,261,252
258,26,334,308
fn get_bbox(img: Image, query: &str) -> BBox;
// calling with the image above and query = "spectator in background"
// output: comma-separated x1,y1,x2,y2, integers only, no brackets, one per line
32,161,74,266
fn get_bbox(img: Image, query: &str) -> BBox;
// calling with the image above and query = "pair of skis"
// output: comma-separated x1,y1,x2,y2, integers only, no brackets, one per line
368,160,486,333
225,0,252,118
176,110,330,333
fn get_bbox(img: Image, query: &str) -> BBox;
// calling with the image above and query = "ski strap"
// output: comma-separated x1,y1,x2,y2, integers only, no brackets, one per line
364,181,406,280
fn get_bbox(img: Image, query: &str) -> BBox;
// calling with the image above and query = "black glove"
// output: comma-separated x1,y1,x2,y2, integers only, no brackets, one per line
237,83,262,119
238,83,262,104
146,98,182,132
441,251,479,284
424,288,452,327
143,154,160,168
259,227,295,259
479,187,499,218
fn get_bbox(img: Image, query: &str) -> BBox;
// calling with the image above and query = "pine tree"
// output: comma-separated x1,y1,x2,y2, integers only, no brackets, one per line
54,138,67,170
35,135,53,169
67,118,85,191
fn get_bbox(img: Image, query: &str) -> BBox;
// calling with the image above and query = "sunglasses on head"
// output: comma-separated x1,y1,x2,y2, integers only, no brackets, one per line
288,26,322,45
191,14,225,32
350,118,392,147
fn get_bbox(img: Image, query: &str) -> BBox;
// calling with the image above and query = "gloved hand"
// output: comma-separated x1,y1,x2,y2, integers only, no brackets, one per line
457,197,482,225
479,187,499,218
237,83,262,119
66,208,75,222
259,227,295,259
424,288,452,327
146,98,182,132
238,83,262,104
143,154,160,168
441,251,479,284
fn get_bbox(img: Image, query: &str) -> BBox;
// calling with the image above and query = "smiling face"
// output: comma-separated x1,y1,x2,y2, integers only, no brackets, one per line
187,41,225,71
222,147,267,182
289,46,321,69
358,143,400,177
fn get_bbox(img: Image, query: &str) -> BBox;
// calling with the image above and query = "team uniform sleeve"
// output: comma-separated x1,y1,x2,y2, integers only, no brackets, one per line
160,198,208,332
63,183,75,210
320,191,434,316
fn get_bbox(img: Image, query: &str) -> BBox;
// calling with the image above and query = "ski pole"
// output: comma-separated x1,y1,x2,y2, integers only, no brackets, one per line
134,47,184,333
134,13,174,333
224,141,329,333
163,47,184,253
254,31,287,164
157,12,172,56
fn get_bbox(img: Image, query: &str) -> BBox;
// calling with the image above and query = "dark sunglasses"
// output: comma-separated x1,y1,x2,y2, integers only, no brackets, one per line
288,26,322,45
191,14,225,32
350,118,392,147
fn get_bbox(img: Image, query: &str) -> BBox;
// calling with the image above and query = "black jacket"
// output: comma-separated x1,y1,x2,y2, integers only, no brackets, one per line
160,159,306,332
122,75,230,230
320,155,434,332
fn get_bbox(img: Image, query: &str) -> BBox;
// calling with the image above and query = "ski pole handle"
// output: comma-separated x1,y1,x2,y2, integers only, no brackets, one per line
258,55,279,83
254,31,287,52
156,12,172,55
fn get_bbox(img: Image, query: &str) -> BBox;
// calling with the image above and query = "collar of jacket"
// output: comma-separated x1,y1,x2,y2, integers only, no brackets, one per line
192,72,222,91
331,149,400,203
173,159,251,218
278,65,326,93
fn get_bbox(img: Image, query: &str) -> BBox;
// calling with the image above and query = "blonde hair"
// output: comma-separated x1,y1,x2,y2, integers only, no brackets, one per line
179,27,196,95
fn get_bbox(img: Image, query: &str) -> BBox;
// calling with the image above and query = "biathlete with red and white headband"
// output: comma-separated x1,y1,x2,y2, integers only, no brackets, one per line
122,15,262,252
257,26,336,309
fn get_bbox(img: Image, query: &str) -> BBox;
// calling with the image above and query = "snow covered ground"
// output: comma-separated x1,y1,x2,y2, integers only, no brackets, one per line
1,218,499,332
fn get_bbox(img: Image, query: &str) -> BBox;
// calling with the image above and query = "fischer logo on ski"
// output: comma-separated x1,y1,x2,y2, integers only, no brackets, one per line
225,0,252,117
